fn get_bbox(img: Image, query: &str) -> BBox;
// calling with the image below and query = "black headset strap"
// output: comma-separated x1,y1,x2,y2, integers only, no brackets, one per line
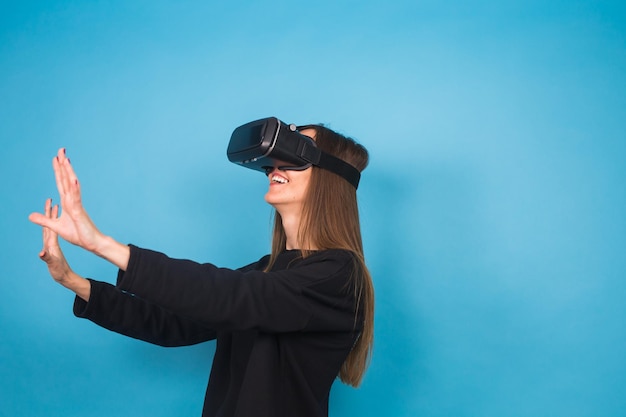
299,141,361,189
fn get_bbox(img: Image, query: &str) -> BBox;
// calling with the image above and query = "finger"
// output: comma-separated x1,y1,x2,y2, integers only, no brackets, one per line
43,203,60,239
29,211,54,228
39,249,54,265
58,152,71,199
51,203,59,219
71,174,81,204
52,154,67,197
56,147,67,164
42,198,51,242
31,198,54,228
48,204,60,240
56,148,74,200
58,151,83,209
60,152,81,203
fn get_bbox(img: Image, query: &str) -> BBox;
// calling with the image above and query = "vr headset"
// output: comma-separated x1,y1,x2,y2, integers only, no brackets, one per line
227,117,361,189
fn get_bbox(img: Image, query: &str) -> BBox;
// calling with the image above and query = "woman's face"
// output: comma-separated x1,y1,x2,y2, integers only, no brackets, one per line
263,128,315,212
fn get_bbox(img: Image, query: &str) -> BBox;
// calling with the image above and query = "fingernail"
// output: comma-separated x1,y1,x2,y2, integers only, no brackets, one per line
63,148,66,155
67,158,71,164
56,156,59,162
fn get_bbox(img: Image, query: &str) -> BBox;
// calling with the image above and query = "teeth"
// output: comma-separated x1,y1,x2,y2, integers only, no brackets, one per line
272,175,289,184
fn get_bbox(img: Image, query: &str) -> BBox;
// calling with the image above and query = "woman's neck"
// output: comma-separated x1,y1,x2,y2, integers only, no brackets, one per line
278,208,316,251
281,213,301,250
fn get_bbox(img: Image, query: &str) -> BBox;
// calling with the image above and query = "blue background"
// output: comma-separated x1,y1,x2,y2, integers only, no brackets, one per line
1,1,625,416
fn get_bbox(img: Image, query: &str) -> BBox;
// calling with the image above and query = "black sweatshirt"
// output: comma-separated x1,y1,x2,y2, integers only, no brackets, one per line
73,244,362,417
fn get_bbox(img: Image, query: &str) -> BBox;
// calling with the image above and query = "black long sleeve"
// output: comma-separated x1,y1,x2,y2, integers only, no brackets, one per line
74,279,216,347
74,246,363,417
116,245,359,334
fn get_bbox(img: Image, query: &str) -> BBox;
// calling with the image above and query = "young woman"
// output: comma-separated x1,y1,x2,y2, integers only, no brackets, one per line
29,124,374,417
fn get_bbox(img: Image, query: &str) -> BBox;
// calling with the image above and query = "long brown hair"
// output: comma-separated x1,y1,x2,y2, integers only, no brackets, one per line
266,124,374,387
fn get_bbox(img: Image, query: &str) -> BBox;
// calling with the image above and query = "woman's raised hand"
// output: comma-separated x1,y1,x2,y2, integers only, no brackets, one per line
38,198,72,282
30,148,131,271
36,197,91,301
29,148,104,253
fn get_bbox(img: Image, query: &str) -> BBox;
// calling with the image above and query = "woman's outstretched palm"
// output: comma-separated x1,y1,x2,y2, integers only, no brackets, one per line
29,148,103,252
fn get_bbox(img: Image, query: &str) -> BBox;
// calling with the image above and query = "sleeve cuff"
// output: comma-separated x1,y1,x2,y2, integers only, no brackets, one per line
72,278,98,318
115,243,140,292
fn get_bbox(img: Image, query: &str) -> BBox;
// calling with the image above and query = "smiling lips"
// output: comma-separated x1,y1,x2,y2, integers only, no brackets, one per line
271,174,289,184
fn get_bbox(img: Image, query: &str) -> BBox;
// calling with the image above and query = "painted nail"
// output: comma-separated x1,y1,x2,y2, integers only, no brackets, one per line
63,148,66,155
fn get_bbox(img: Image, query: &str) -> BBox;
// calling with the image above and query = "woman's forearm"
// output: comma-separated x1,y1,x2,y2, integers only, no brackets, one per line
93,234,130,271
60,271,91,302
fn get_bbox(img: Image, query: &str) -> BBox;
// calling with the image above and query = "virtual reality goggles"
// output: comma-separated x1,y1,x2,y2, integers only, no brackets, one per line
227,117,361,189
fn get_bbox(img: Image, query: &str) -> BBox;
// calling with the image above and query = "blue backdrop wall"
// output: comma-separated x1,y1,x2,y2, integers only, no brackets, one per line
1,1,625,416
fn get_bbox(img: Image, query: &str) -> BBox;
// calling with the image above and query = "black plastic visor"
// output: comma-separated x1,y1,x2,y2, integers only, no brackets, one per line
227,117,361,188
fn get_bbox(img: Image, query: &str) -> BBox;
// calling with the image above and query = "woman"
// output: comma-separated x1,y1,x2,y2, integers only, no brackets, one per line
29,123,374,417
